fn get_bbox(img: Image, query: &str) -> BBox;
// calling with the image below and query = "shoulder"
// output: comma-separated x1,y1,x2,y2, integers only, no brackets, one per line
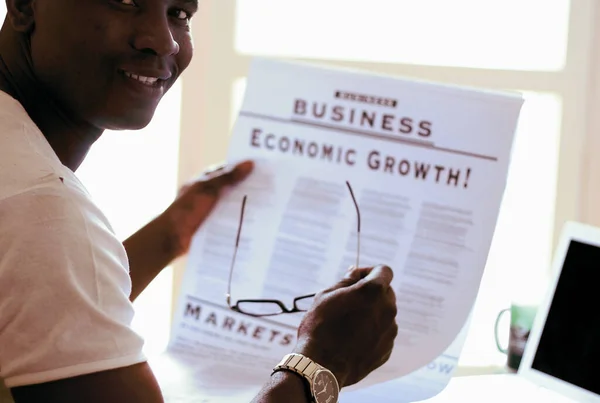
0,93,146,389
0,91,64,201
0,172,146,389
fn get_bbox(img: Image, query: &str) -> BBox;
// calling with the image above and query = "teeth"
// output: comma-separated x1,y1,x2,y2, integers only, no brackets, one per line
124,71,159,85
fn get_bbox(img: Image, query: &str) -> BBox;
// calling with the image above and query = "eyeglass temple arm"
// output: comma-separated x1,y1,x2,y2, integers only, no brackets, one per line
346,181,361,269
227,195,247,307
228,185,359,306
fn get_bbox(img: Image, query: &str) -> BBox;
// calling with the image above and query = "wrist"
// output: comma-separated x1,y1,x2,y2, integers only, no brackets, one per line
157,208,187,259
293,340,348,388
273,370,311,393
259,371,312,403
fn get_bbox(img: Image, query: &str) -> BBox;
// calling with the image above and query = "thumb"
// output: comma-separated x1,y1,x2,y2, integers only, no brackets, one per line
229,160,254,183
334,266,373,289
359,264,394,287
203,160,254,190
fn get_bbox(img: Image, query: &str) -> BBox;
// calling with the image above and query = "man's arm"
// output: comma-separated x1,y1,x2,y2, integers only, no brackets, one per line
10,364,314,403
10,363,165,403
11,266,396,403
124,213,178,302
124,160,254,302
251,372,311,403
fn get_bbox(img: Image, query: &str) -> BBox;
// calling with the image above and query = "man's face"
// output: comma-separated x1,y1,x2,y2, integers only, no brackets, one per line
29,0,195,130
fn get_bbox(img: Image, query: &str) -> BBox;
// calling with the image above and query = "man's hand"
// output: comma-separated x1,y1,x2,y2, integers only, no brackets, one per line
124,160,253,300
164,160,254,257
294,265,398,387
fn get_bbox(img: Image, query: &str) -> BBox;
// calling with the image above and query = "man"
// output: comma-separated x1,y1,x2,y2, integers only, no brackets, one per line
0,1,398,402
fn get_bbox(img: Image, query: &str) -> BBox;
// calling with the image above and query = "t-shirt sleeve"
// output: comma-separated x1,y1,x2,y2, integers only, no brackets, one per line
0,174,146,388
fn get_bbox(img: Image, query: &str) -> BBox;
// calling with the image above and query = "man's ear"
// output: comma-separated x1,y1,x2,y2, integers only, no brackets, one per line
5,0,35,33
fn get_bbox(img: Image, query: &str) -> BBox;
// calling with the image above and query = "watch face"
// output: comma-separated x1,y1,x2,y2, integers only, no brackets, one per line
312,370,339,403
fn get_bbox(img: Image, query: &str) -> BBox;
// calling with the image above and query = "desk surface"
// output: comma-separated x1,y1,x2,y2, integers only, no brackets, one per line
417,375,574,403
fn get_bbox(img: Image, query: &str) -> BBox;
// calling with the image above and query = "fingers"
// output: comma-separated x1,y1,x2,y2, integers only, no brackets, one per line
203,162,227,175
360,264,394,287
386,285,397,308
212,160,254,184
234,160,255,180
377,348,393,369
333,265,394,291
331,266,373,289
343,266,372,281
196,160,254,193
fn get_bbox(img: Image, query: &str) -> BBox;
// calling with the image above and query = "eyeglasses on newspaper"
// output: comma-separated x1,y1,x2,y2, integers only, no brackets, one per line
225,181,362,317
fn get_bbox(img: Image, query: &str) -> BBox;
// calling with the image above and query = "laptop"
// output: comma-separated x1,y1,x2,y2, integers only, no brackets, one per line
422,221,600,403
506,220,600,402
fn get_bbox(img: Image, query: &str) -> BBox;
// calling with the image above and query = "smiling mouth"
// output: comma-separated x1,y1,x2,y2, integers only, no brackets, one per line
122,71,162,87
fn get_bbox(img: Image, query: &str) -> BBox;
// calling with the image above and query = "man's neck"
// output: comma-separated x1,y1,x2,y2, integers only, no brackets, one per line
0,22,102,171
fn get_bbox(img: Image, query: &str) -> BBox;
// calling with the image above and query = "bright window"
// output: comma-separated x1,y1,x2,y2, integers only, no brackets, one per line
76,81,183,356
235,0,571,71
460,91,562,366
230,78,247,130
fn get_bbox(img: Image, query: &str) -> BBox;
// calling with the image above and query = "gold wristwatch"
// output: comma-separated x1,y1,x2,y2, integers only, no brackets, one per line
273,353,340,403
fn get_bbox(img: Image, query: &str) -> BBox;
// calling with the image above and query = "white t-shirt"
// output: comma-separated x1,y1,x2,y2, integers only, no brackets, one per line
0,91,146,400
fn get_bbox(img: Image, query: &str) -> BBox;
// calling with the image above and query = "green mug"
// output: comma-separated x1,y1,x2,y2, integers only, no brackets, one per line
494,304,538,371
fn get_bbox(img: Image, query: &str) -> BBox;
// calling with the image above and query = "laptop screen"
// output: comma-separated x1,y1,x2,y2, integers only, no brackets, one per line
531,240,600,395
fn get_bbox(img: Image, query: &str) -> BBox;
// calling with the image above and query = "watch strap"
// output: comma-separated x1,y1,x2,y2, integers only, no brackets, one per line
273,353,322,381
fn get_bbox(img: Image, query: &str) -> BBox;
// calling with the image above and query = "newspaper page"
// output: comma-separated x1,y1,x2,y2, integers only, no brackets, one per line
341,315,471,402
167,58,523,397
154,318,469,403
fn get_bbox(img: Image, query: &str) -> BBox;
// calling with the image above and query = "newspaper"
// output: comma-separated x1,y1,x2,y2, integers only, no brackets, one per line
166,58,523,399
155,317,469,402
